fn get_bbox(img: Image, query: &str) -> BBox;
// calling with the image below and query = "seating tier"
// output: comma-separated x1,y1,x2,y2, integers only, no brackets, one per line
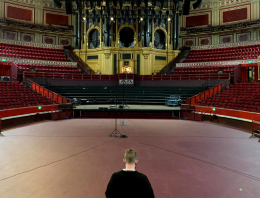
184,44,260,63
0,81,56,110
196,83,260,112
0,42,70,62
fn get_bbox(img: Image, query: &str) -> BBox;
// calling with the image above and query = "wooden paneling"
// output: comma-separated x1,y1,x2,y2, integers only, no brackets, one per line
199,37,212,46
3,30,18,40
219,35,233,44
43,10,71,26
4,2,34,23
183,11,212,27
58,37,72,46
20,32,35,42
220,4,250,25
182,38,196,47
237,32,250,42
42,35,56,45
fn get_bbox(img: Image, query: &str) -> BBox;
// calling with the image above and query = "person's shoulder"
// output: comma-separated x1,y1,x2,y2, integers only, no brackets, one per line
135,171,148,179
112,170,125,177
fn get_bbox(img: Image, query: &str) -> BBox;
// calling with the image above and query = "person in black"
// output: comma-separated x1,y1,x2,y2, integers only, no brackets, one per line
105,148,155,198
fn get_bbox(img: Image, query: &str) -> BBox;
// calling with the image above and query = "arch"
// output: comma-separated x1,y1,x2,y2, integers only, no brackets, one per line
86,25,101,49
117,23,136,48
153,26,167,49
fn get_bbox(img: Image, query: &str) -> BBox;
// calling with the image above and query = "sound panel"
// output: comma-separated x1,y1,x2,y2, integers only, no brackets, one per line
114,54,117,74
137,54,140,75
193,0,203,9
52,0,62,8
183,0,191,16
65,0,73,14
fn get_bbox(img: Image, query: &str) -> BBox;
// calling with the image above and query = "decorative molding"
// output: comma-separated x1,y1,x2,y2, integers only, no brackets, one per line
183,38,196,47
58,37,72,46
183,11,212,27
191,39,260,50
43,1,66,9
219,34,233,44
198,37,212,46
0,38,63,49
153,25,168,49
190,3,212,10
219,0,251,7
3,30,18,40
219,4,251,25
176,59,257,67
20,32,35,43
43,9,71,26
86,25,101,49
7,0,36,6
237,32,250,42
0,57,77,66
4,2,35,23
42,35,56,45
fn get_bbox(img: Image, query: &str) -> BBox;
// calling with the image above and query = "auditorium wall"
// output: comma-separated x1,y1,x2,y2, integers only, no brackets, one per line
0,0,73,46
180,0,260,47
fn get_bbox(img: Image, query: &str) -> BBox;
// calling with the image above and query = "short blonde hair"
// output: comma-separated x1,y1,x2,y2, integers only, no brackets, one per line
124,148,137,164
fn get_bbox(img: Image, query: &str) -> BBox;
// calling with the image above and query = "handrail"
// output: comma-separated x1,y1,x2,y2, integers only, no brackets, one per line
28,79,67,104
64,46,94,74
23,72,230,81
158,47,190,75
185,83,223,105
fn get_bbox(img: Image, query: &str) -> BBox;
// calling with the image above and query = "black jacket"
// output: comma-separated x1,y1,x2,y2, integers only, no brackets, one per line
105,170,155,198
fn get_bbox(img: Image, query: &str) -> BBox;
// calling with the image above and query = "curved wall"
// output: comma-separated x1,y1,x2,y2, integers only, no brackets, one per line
0,0,73,46
181,0,260,47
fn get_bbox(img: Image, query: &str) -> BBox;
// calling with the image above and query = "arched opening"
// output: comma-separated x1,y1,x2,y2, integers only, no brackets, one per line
154,29,166,49
119,27,134,48
88,29,100,49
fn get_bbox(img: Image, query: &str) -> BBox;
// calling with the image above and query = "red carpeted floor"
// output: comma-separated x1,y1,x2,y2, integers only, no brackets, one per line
0,119,260,198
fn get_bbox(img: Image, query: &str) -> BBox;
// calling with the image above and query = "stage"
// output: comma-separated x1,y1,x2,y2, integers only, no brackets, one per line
0,119,260,198
73,105,181,119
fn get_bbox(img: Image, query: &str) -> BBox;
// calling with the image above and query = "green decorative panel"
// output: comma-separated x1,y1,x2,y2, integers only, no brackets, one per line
137,54,140,75
122,54,132,59
113,54,117,74
87,55,98,60
155,56,166,61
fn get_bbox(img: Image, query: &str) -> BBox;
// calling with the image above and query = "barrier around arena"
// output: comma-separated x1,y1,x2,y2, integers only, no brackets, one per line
0,104,59,119
51,110,73,120
252,115,260,133
195,105,260,121
29,79,67,104
186,83,222,105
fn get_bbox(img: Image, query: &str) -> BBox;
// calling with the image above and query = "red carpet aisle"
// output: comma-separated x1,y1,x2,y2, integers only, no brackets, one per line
0,119,260,198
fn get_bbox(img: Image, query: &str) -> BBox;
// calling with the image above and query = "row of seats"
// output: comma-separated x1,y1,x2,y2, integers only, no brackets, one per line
184,44,260,63
0,42,70,62
172,66,236,74
17,63,80,73
0,81,56,110
196,83,260,112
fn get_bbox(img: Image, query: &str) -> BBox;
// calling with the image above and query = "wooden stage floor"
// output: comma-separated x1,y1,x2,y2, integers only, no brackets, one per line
74,104,181,110
0,119,260,198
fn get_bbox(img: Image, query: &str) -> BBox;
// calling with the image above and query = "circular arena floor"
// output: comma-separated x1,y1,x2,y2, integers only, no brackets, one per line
0,119,260,198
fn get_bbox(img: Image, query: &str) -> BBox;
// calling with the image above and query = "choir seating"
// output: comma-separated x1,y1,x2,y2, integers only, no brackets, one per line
172,65,236,74
0,42,70,62
0,81,56,110
196,83,260,113
17,63,80,73
184,44,260,63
